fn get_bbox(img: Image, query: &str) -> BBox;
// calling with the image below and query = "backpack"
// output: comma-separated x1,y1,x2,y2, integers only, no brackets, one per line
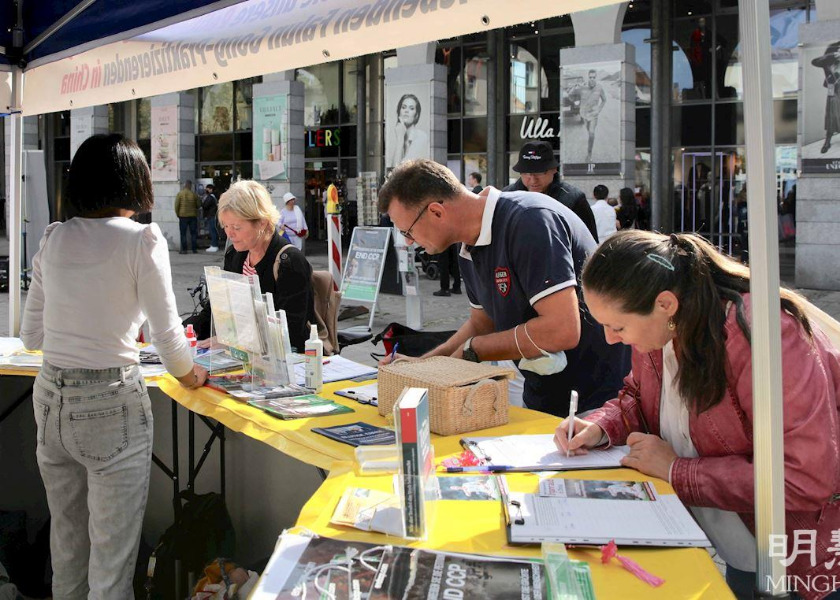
147,491,235,599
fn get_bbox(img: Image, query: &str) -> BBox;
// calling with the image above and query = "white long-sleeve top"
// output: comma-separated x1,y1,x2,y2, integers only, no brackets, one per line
21,217,193,378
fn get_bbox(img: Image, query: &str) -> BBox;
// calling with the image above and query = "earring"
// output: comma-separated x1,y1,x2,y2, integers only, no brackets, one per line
667,318,676,331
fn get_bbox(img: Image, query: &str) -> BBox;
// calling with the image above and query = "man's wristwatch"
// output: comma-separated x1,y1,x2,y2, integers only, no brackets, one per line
462,337,480,363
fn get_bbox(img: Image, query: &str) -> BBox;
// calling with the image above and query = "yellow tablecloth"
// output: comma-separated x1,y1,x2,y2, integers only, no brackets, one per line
157,376,560,471
295,464,734,599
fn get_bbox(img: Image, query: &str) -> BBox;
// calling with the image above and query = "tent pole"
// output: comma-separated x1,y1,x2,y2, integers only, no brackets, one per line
739,0,787,595
8,66,23,337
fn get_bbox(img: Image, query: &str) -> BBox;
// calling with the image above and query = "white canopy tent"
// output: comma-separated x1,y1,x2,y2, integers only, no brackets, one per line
3,0,789,594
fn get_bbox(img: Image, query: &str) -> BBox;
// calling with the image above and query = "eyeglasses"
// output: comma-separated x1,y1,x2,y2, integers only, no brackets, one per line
398,202,434,241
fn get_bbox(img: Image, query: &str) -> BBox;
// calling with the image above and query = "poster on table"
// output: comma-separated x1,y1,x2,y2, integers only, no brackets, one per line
150,105,178,181
560,61,622,176
801,41,840,174
253,94,290,181
385,82,432,171
341,227,391,303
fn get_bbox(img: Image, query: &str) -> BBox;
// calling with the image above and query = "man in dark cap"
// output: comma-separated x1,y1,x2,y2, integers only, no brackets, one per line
504,141,598,242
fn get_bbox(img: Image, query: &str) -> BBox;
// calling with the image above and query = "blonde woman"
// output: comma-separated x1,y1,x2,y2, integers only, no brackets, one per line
193,180,315,350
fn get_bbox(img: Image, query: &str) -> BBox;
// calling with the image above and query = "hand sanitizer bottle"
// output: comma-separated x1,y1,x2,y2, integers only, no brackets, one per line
305,324,323,392
185,324,197,358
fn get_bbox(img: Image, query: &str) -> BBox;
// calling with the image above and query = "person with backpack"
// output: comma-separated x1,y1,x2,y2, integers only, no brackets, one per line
202,184,219,253
20,134,208,599
193,180,315,351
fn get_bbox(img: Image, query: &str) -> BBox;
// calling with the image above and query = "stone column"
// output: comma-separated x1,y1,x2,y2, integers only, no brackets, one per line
150,92,195,250
253,71,305,208
385,43,447,167
70,106,109,159
795,10,840,289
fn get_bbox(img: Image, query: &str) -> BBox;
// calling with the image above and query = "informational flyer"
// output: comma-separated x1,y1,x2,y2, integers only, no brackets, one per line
252,94,289,181
340,227,391,303
151,105,178,181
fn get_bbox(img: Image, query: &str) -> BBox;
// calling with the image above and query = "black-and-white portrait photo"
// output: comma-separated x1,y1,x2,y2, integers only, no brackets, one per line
802,41,840,172
560,61,622,175
385,83,431,170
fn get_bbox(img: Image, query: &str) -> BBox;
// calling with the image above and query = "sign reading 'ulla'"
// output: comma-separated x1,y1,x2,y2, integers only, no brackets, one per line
520,115,560,140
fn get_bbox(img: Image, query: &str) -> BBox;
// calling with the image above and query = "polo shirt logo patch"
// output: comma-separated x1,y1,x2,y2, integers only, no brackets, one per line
495,267,511,297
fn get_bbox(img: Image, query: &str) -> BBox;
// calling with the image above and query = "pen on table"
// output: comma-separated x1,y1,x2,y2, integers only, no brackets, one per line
566,390,579,458
443,465,515,473
389,342,400,363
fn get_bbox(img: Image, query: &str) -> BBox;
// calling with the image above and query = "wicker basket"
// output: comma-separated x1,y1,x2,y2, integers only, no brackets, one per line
378,356,515,436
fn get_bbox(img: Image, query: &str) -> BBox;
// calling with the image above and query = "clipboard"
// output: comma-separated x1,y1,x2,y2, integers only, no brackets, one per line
460,434,630,472
334,382,379,406
501,489,711,547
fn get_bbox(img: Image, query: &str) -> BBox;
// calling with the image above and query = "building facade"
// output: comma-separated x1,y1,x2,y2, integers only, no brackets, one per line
6,0,839,288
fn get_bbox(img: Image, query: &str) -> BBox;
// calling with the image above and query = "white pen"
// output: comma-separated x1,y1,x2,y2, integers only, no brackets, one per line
566,390,579,458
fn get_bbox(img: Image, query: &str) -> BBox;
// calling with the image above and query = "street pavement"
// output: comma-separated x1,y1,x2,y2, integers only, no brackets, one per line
2,234,840,371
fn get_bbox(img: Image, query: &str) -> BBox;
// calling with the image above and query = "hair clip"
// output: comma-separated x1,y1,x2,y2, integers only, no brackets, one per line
646,254,675,271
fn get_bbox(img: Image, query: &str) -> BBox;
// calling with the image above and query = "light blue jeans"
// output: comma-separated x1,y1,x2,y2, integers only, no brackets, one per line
33,362,153,600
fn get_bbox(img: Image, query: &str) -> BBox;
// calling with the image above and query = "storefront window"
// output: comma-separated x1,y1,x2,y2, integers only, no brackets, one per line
510,39,541,114
443,44,462,114
298,63,340,127
137,99,151,163
201,83,234,133
235,80,253,131
673,17,713,101
342,59,358,123
108,102,127,135
722,9,806,100
462,45,489,117
621,28,652,105
199,134,233,162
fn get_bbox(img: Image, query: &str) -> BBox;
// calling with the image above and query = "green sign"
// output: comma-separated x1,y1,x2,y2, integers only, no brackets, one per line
340,227,391,304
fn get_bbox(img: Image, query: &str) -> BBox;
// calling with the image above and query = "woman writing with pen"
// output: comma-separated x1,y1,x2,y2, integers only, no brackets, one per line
554,230,840,599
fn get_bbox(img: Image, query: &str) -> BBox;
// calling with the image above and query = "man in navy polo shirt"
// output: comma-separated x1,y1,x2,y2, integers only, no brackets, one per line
378,159,629,417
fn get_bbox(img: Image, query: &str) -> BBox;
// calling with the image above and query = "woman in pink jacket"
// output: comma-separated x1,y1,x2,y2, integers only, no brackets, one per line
556,230,840,599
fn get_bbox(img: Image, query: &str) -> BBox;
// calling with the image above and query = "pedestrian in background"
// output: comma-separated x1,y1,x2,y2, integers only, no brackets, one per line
468,171,483,194
505,141,599,242
174,180,200,254
590,184,617,241
202,183,219,253
616,187,638,230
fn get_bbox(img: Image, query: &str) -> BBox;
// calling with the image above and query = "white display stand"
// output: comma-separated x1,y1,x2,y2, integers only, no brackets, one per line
339,226,392,334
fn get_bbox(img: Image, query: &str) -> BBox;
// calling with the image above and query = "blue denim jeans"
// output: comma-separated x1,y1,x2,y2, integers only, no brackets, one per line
206,217,218,248
33,362,153,600
179,216,198,252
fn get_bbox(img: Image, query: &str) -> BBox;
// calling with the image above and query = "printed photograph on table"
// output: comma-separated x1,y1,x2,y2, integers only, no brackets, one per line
539,478,655,501
252,93,289,180
385,82,431,170
801,41,840,173
436,475,500,501
150,105,178,181
560,61,622,176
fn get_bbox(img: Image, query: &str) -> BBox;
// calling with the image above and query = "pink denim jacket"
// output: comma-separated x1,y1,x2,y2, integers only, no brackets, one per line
587,295,840,597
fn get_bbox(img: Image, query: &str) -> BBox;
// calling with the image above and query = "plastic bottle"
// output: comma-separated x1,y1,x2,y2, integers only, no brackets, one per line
185,324,197,358
305,324,323,392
